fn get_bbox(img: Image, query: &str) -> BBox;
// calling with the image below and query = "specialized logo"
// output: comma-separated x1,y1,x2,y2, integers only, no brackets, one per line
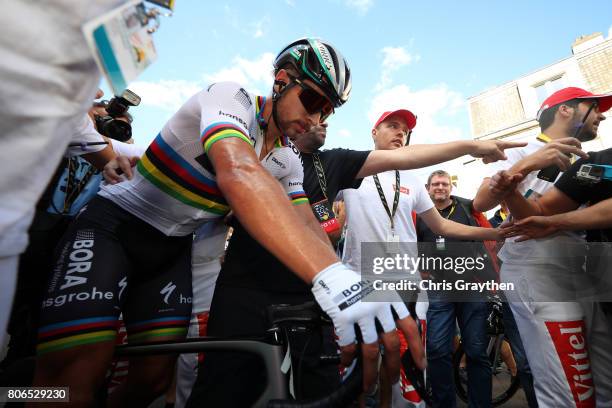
60,231,95,290
271,156,286,169
218,110,248,129
160,281,177,305
234,88,252,109
118,276,127,300
546,320,595,407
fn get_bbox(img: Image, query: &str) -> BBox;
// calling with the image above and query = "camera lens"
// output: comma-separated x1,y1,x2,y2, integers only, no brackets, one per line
98,117,132,142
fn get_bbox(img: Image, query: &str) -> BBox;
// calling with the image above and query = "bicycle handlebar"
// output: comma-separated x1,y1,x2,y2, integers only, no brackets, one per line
116,337,288,406
116,301,364,408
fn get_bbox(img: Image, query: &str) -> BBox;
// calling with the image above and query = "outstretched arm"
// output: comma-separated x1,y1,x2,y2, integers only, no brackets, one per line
355,139,526,179
473,137,587,212
417,207,501,241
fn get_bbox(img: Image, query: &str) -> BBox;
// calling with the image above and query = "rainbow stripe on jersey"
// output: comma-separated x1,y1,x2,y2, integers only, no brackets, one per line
137,134,230,215
201,122,253,154
289,190,308,205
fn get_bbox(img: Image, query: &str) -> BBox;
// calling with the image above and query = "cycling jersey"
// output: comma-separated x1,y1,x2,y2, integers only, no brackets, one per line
99,81,306,236
37,82,306,358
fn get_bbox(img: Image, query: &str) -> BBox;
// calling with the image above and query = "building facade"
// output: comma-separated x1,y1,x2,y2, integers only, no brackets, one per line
453,32,612,199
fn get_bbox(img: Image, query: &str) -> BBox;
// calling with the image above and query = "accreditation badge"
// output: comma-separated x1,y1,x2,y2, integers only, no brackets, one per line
82,0,158,95
385,231,400,254
311,199,340,233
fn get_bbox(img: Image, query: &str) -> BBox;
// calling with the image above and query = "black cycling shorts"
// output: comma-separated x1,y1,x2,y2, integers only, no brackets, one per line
37,196,193,355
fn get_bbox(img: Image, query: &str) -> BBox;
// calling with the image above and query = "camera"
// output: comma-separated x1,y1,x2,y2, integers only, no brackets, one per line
95,89,141,142
576,164,612,184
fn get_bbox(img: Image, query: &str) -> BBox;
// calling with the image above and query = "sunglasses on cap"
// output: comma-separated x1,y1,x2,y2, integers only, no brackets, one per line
291,77,335,121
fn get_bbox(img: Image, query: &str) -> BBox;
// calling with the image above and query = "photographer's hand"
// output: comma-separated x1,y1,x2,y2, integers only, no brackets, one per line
103,155,140,184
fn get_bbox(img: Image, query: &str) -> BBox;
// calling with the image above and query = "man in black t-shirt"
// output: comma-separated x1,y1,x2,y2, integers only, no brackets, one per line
416,170,495,408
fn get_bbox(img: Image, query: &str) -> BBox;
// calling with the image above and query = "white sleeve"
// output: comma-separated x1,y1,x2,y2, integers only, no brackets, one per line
282,147,307,205
197,82,254,154
261,146,307,205
413,179,435,215
110,140,146,157
66,114,106,156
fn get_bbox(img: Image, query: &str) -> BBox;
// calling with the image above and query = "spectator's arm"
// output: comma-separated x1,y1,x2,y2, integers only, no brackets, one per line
81,144,116,171
356,140,526,179
418,208,501,241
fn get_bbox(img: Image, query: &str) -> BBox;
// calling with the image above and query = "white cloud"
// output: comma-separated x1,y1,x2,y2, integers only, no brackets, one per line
205,52,275,94
129,79,202,111
129,52,275,111
608,25,612,39
338,128,352,138
375,46,420,91
251,16,271,38
345,0,374,14
368,83,466,144
285,0,296,7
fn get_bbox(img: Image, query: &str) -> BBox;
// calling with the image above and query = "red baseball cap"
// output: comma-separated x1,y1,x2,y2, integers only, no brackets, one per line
373,109,417,131
537,87,612,120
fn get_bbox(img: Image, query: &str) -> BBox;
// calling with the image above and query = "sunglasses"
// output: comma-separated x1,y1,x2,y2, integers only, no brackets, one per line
292,77,334,121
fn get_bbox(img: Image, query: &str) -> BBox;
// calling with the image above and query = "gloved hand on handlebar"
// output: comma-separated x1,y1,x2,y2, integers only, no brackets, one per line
311,262,426,393
311,262,409,346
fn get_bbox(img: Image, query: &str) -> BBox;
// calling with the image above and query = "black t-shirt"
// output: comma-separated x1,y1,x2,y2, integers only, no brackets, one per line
217,148,370,293
555,148,612,243
416,198,476,281
416,199,472,244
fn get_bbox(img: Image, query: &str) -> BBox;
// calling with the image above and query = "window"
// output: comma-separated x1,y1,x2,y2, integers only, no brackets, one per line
534,75,567,105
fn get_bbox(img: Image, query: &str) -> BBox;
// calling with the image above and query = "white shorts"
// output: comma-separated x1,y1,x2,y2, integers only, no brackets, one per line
502,261,612,408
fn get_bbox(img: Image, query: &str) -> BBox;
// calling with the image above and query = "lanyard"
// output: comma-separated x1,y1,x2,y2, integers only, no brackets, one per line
536,133,552,143
441,201,456,220
62,158,96,214
312,152,329,200
373,171,400,231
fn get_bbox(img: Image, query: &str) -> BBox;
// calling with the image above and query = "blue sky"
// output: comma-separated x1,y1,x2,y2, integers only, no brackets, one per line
106,0,612,152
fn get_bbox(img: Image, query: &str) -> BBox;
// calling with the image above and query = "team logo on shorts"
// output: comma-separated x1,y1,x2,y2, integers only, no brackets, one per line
160,281,177,304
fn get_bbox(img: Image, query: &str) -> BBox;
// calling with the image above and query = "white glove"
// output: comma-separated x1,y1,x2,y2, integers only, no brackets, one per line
311,262,409,346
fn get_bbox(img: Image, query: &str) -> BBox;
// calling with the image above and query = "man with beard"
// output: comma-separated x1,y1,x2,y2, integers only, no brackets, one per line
474,87,612,407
